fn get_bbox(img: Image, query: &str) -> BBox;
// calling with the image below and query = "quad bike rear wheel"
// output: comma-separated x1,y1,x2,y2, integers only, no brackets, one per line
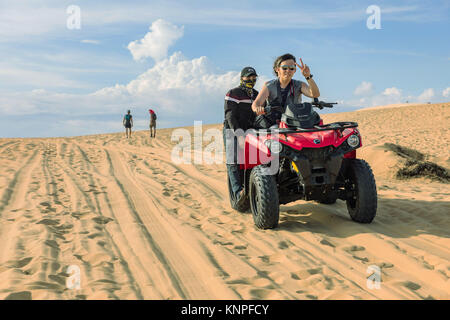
249,166,279,229
344,159,377,223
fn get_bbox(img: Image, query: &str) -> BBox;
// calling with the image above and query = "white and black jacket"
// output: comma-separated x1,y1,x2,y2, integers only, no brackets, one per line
223,86,258,131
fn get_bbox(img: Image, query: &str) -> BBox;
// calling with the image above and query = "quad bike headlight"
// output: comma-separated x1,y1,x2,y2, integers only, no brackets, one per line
347,134,360,148
264,139,283,154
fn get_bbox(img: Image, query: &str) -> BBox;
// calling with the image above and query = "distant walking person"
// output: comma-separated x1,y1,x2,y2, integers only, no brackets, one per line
149,109,157,138
123,109,133,138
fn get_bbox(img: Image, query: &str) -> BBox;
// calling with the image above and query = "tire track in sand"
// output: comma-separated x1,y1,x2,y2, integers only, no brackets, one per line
105,149,188,299
105,148,241,299
58,142,145,299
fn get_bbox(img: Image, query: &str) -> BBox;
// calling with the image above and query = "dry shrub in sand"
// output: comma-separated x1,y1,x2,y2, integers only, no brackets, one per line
384,143,450,183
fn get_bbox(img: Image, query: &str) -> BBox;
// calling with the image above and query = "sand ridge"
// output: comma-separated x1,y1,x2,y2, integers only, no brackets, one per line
0,103,449,299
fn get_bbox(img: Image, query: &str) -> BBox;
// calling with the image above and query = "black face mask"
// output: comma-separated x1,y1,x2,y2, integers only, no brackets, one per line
241,78,256,89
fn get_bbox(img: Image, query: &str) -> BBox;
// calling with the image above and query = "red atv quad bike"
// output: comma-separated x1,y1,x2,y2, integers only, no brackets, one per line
227,99,377,229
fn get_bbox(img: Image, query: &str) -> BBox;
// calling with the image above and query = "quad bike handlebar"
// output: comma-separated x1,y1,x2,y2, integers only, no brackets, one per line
257,98,350,133
264,99,337,113
312,98,337,109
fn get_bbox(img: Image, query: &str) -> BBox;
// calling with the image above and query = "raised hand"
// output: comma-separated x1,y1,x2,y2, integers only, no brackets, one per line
296,58,311,78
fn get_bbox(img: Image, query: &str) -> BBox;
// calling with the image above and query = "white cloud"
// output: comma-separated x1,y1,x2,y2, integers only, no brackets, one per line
354,81,373,96
417,88,434,102
0,20,254,137
382,87,402,97
346,84,446,110
0,66,88,89
92,51,241,115
127,19,184,61
81,39,100,45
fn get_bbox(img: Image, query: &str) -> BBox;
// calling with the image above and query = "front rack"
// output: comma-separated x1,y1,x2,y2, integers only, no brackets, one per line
255,122,358,134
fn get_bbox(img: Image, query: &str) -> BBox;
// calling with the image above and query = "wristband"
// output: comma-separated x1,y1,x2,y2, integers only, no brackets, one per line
305,74,313,80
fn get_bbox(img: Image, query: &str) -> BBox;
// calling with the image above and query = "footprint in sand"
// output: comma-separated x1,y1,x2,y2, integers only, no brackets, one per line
92,217,114,225
213,240,233,246
258,253,285,264
344,245,365,252
380,262,394,269
73,254,84,262
344,246,370,263
48,274,67,286
320,238,336,248
248,288,280,299
352,255,369,263
91,279,118,285
97,240,108,248
44,240,60,250
27,281,64,291
404,281,421,291
71,211,90,220
4,291,32,300
6,257,33,269
39,201,52,208
87,232,103,239
278,241,289,249
231,227,245,235
37,218,60,226
307,267,323,275
226,278,251,285
291,273,302,280
181,192,191,199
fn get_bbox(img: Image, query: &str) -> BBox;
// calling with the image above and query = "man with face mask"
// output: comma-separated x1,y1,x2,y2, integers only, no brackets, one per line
223,67,258,209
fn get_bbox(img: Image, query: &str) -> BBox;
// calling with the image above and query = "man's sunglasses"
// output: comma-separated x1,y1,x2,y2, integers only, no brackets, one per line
280,65,296,71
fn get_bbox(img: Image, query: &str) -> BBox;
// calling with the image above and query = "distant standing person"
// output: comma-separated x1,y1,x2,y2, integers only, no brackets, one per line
149,109,157,138
123,109,133,138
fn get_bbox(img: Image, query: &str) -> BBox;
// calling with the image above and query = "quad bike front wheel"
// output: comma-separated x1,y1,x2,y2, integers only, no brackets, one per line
249,166,279,229
344,159,377,223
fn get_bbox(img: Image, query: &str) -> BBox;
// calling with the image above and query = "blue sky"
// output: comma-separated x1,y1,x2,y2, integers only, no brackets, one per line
0,0,449,137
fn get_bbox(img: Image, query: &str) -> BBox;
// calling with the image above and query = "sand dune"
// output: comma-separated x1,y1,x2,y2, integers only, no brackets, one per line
0,103,449,300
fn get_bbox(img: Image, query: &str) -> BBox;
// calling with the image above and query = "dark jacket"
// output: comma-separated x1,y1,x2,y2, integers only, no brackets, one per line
224,86,258,131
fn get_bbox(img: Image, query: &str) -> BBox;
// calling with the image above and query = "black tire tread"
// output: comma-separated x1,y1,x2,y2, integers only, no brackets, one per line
346,159,377,223
250,166,279,229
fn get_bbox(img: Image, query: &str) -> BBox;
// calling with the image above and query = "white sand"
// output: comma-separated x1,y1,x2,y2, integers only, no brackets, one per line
0,102,449,300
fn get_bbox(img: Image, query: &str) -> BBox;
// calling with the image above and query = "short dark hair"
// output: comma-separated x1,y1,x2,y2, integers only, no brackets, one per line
273,53,296,76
